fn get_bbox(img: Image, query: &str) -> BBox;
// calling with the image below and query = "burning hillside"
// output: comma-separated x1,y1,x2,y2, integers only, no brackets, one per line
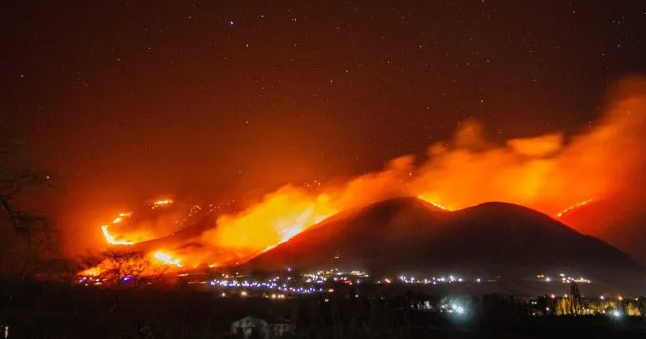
80,76,646,277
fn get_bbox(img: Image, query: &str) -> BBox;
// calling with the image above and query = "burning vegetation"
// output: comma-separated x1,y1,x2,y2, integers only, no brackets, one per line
556,199,594,218
79,76,646,278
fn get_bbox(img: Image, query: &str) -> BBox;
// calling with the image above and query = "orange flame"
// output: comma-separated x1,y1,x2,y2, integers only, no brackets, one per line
417,194,451,211
101,225,133,246
204,189,337,255
201,77,646,258
79,77,646,273
153,251,183,267
79,266,104,277
556,199,594,218
99,212,137,246
152,199,173,209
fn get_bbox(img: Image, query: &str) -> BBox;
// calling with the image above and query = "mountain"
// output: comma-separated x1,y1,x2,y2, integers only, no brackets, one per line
558,198,646,265
243,197,449,272
243,197,645,294
129,214,217,252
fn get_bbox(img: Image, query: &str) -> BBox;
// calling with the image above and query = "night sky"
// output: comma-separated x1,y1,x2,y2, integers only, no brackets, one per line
2,1,646,228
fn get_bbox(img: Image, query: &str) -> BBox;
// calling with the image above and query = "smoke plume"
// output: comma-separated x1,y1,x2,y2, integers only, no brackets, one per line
83,76,646,270
203,76,646,258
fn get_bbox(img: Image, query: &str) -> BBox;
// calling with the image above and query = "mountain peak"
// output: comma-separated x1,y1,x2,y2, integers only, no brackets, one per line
243,196,644,294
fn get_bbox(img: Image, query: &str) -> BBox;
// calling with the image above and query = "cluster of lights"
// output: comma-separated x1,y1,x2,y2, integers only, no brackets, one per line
596,308,624,318
599,295,633,301
440,303,466,315
202,268,376,297
208,277,324,295
395,274,478,285
77,267,644,320
219,291,288,299
191,269,488,292
303,269,369,285
537,273,591,284
533,293,643,317
78,276,104,286
76,275,145,285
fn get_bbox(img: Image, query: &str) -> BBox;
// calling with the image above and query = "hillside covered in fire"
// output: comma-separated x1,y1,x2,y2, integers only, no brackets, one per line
75,78,646,294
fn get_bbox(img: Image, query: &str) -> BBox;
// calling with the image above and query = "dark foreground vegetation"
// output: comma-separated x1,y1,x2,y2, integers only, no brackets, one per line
1,280,645,339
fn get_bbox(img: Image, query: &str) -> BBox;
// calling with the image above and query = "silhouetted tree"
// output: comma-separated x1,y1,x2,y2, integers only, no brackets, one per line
0,135,57,280
137,322,161,339
568,282,582,315
85,250,168,289
638,297,646,319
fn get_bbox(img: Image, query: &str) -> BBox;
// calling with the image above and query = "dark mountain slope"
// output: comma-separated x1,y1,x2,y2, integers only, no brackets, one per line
558,197,646,265
243,198,643,291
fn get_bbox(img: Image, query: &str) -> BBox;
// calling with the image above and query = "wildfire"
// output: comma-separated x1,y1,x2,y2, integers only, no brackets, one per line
98,200,182,247
153,251,183,267
556,199,594,218
151,199,173,209
101,225,133,246
428,202,449,211
417,195,451,211
205,188,337,254
99,212,137,245
77,77,646,279
79,266,103,277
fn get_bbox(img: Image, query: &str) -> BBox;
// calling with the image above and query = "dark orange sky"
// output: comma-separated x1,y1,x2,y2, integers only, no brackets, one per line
1,0,646,237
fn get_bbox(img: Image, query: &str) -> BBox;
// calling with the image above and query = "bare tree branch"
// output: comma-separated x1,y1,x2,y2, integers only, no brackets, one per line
0,135,58,279
77,250,168,289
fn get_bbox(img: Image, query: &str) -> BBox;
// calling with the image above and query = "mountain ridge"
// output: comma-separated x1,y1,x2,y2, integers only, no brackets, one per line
241,197,644,293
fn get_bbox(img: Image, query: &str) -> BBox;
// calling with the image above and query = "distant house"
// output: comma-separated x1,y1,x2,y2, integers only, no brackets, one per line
230,316,294,339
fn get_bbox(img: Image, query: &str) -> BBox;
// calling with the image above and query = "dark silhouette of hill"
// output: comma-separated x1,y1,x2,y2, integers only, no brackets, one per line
243,197,449,272
243,197,645,293
558,197,646,265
